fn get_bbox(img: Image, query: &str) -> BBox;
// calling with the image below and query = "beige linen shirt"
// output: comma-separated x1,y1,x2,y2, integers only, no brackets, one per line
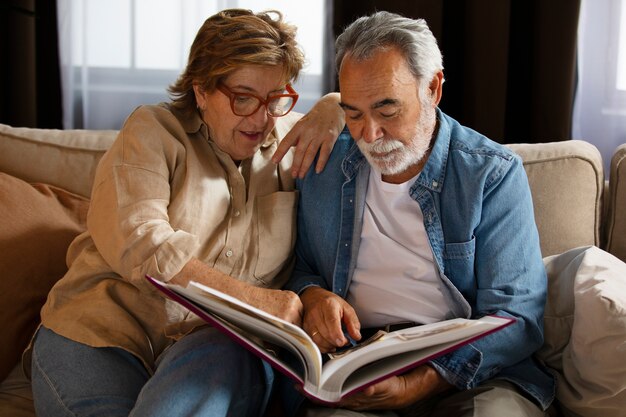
39,103,301,371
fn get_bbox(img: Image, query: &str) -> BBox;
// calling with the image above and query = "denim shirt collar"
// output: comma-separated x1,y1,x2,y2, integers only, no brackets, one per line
341,141,368,180
416,108,450,193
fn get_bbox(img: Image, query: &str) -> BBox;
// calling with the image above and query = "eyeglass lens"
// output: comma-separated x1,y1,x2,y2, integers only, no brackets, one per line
233,95,294,117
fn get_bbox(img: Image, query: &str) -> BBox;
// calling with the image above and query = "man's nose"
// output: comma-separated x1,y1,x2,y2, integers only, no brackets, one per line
361,117,383,143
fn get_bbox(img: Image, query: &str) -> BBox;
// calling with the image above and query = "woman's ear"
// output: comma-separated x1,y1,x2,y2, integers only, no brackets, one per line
193,84,206,111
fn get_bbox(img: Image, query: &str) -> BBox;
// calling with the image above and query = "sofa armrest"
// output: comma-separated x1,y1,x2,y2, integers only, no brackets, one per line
506,140,603,258
605,143,626,262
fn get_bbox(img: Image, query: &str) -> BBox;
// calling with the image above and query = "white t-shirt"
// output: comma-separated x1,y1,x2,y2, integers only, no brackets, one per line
346,169,456,328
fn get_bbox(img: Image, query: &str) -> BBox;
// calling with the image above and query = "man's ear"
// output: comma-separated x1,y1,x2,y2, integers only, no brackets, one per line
429,71,444,106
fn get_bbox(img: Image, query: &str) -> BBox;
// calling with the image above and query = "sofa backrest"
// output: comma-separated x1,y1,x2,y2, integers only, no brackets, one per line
0,124,614,260
507,141,604,258
0,124,117,198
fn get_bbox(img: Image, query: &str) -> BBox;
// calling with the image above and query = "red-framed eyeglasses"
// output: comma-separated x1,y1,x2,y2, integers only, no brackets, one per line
217,83,299,117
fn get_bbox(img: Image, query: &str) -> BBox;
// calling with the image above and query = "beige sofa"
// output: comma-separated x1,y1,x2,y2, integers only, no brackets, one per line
1,123,625,417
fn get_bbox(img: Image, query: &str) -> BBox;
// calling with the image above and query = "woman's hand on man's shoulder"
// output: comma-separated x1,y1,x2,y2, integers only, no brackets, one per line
272,92,344,179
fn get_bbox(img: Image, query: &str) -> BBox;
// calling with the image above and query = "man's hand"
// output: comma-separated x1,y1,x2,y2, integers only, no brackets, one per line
336,365,453,411
300,286,360,353
272,92,344,179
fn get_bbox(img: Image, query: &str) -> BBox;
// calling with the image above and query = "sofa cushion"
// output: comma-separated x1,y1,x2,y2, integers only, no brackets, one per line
0,364,34,417
0,123,116,198
538,246,626,417
605,143,626,263
0,173,89,382
507,141,603,257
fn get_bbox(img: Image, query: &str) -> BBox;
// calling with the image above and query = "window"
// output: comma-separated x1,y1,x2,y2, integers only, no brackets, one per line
57,0,327,129
617,1,626,91
573,0,626,175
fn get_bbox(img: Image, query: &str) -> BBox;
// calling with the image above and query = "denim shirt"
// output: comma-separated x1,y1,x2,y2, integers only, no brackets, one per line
285,109,555,410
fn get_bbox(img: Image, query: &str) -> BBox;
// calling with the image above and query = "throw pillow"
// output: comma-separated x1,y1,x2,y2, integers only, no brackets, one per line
0,172,89,382
538,245,626,417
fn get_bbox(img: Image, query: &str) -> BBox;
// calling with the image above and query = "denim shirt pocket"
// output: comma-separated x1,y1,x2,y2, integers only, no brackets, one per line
254,190,298,282
443,236,476,260
442,236,476,295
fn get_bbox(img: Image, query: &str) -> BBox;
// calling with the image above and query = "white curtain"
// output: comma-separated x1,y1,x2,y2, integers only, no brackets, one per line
56,0,327,130
573,0,626,174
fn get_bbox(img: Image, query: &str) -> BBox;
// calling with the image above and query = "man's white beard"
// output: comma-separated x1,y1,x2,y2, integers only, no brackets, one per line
357,103,436,176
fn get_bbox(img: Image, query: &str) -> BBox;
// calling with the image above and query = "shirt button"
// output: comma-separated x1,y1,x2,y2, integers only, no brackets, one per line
225,249,233,257
234,210,241,217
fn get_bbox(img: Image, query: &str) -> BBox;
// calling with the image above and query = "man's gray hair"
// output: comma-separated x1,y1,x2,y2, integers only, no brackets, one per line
335,11,443,84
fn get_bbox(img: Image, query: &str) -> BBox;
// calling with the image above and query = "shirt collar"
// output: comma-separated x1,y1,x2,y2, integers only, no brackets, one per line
342,137,367,179
412,108,449,193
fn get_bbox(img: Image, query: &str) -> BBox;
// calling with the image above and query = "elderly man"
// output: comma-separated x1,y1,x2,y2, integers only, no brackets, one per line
281,11,555,417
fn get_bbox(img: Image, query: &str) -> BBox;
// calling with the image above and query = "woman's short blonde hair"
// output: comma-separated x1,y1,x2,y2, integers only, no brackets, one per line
169,9,304,115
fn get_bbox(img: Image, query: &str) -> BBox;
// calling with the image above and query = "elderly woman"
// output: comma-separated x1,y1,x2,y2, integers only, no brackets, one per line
29,9,343,417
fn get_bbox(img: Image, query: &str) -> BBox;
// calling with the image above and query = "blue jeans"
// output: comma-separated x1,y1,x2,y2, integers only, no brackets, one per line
31,326,274,417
